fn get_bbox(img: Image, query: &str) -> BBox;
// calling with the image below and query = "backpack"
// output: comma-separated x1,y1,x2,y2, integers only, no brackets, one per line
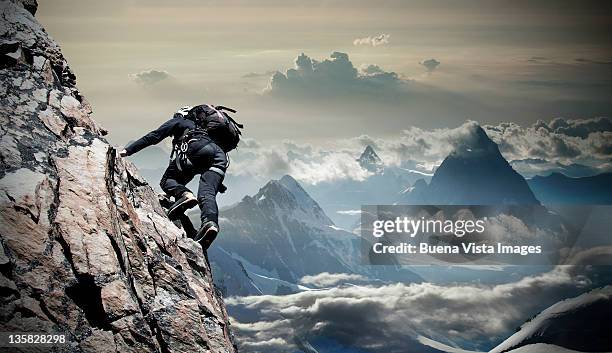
184,104,243,152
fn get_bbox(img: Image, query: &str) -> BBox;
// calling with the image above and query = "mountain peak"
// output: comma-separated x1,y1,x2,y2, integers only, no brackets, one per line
451,123,498,157
358,145,384,173
402,123,540,205
279,174,300,188
255,175,333,226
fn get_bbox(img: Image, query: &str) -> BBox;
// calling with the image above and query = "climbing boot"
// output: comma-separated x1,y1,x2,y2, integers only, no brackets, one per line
167,191,198,220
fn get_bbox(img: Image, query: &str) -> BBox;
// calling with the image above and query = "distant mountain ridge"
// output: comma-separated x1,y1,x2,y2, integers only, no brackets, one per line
528,172,612,204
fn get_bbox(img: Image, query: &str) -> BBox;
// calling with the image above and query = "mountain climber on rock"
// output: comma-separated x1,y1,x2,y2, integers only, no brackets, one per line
120,104,243,250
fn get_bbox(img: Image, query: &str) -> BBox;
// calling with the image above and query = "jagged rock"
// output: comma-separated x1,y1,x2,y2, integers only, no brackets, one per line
0,1,237,352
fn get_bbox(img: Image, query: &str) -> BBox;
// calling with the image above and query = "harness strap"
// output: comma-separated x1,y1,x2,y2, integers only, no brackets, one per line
175,154,183,172
176,139,226,177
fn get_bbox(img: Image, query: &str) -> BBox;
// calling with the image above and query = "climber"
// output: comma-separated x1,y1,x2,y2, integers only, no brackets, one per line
120,105,243,250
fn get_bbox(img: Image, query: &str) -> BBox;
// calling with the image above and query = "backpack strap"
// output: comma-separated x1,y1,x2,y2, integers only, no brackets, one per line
215,105,237,114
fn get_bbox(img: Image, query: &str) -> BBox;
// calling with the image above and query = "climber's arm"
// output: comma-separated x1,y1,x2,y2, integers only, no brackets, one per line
123,119,177,156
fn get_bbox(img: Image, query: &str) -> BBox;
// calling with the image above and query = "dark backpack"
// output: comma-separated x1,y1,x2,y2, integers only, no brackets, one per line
185,104,243,152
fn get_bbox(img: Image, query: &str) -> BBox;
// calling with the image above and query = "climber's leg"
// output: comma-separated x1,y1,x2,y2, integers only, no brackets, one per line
160,159,197,219
187,141,227,249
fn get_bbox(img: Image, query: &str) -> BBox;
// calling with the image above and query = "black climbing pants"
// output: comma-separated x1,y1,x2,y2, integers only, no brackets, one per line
160,137,227,224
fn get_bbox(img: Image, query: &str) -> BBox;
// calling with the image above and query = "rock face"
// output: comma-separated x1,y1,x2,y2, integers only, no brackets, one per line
0,1,237,352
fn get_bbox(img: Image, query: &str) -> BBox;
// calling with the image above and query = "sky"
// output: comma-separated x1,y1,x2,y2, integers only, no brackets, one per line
38,0,612,148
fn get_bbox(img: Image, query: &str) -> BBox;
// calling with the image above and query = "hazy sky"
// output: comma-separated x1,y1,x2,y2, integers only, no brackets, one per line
38,1,612,146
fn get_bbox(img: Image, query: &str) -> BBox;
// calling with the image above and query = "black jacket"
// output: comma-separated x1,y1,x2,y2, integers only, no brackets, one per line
125,118,195,155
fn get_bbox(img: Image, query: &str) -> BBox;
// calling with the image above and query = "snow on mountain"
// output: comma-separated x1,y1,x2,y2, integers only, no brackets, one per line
400,125,540,205
212,175,361,290
210,174,421,296
504,344,582,353
490,286,612,353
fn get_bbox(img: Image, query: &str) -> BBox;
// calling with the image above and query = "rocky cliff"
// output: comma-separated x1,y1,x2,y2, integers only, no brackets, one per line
0,1,237,352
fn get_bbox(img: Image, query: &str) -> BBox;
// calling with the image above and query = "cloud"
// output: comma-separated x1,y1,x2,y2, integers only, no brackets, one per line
353,33,390,47
229,137,372,184
228,253,609,353
129,69,170,85
242,70,277,78
266,52,401,98
421,58,441,72
526,56,550,63
299,273,368,287
534,116,612,138
261,51,542,129
484,117,612,166
575,58,612,65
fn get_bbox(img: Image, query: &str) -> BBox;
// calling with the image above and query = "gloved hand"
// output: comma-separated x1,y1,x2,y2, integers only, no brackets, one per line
219,183,227,194
119,149,128,157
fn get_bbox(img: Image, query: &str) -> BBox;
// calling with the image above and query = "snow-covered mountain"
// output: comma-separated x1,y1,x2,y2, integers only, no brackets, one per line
490,286,612,353
210,175,420,296
212,175,364,292
400,125,540,205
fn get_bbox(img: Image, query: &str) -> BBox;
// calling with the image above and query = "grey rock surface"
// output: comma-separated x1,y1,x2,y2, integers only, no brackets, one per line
0,1,237,351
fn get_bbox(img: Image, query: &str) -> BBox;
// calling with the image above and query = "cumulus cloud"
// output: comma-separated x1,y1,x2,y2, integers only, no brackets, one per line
228,255,608,353
129,69,170,85
266,52,401,97
353,33,390,47
484,117,612,168
300,272,368,287
533,116,612,138
421,58,441,72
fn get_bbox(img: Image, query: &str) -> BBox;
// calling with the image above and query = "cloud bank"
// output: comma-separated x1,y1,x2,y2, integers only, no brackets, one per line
228,256,608,353
299,272,368,288
229,118,612,184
